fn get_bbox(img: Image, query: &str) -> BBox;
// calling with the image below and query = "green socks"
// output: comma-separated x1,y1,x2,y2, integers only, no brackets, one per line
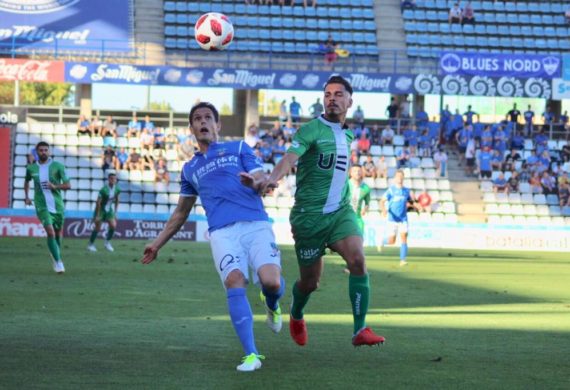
106,227,115,241
349,273,370,334
47,237,61,261
89,230,98,244
291,281,311,320
55,235,62,248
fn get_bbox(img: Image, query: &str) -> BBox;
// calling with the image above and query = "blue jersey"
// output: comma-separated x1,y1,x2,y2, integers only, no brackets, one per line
524,110,534,122
479,151,493,171
180,141,267,232
383,186,412,223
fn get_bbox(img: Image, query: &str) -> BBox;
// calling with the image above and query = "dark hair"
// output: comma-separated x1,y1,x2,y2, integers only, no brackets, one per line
352,163,361,168
324,75,353,95
108,172,117,177
188,102,219,125
35,141,50,150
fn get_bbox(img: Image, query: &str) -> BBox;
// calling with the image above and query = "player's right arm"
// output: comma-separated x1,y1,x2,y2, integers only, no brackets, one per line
24,167,32,205
141,195,196,264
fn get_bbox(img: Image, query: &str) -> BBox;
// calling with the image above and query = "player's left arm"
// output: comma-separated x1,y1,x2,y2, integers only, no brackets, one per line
362,188,371,217
48,164,70,191
408,191,420,211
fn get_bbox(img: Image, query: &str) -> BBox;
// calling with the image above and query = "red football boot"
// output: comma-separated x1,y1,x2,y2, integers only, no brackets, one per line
289,316,308,346
352,327,386,347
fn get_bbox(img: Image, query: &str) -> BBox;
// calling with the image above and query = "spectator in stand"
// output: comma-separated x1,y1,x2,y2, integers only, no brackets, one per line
164,129,179,150
519,163,531,182
480,125,493,149
397,146,411,168
272,137,287,164
352,105,365,129
376,156,388,178
462,1,475,25
401,0,416,12
463,105,478,125
323,35,338,66
538,150,551,173
415,106,429,129
279,100,288,123
511,131,525,150
543,106,555,127
142,115,155,131
141,149,154,171
541,171,557,195
126,149,142,171
362,154,377,178
309,98,323,119
506,103,521,133
529,172,543,193
303,0,316,8
140,128,154,151
282,119,297,140
418,129,432,157
77,114,91,135
403,124,419,155
352,122,370,140
357,132,371,156
565,7,570,24
523,105,535,136
178,137,196,161
399,98,411,127
507,171,519,193
259,140,274,163
416,189,432,213
289,96,302,124
492,173,508,193
559,110,569,134
381,125,395,146
127,114,142,138
449,3,462,24
465,136,476,176
559,182,570,208
491,149,503,171
115,147,129,171
102,146,116,173
244,124,260,148
154,158,170,184
534,128,549,154
450,109,464,145
456,124,473,166
267,121,284,140
433,147,448,177
153,127,165,149
493,126,508,155
370,124,381,146
505,148,522,163
440,104,452,139
102,116,117,137
386,97,399,128
526,150,540,173
478,146,493,179
90,116,103,136
558,171,569,188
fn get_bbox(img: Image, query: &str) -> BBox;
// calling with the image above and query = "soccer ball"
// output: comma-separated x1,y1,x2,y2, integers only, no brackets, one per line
194,12,234,51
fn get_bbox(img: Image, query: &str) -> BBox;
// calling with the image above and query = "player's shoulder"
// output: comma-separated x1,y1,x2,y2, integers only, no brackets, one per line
52,160,65,169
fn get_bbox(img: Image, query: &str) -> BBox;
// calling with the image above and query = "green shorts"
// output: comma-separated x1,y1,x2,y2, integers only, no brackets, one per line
356,216,365,233
95,209,115,222
290,205,362,266
37,210,64,230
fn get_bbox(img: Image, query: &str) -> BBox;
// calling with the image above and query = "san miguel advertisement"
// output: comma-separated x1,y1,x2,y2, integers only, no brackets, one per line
64,218,196,241
0,58,65,82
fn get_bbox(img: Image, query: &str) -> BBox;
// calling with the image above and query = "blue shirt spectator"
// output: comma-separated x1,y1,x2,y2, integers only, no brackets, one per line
478,149,493,172
142,115,155,131
543,108,554,125
403,127,419,147
463,106,478,125
511,133,525,150
415,108,429,128
480,127,493,148
289,97,302,123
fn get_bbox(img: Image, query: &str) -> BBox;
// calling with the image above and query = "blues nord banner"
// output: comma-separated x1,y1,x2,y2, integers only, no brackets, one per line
0,0,133,52
440,52,561,79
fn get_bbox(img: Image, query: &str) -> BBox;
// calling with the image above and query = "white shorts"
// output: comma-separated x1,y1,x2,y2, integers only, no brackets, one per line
209,221,281,286
386,220,409,237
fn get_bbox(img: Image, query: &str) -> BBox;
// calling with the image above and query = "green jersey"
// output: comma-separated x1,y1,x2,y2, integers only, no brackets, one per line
349,180,371,217
25,159,69,214
288,116,353,214
98,184,120,213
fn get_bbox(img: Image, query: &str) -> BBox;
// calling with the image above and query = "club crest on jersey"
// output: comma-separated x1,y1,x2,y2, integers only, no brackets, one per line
270,242,280,257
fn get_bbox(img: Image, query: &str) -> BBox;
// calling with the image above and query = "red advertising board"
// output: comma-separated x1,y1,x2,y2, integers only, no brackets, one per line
0,58,65,83
0,216,46,237
0,127,11,208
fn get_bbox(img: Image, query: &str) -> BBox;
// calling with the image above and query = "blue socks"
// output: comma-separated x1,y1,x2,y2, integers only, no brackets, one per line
262,276,285,311
227,288,257,355
400,243,408,260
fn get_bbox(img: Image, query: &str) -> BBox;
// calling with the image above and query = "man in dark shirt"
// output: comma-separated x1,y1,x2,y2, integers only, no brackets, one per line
506,103,521,134
386,97,399,128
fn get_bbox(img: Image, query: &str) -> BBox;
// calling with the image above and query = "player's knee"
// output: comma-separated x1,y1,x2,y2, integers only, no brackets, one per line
346,254,366,275
387,236,397,245
299,278,319,293
261,277,281,293
224,270,247,289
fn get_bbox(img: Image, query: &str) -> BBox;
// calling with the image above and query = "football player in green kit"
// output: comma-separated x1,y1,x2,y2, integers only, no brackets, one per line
87,171,120,252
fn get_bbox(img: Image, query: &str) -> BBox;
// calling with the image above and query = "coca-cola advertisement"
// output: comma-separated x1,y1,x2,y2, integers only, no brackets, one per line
64,218,197,241
0,58,65,83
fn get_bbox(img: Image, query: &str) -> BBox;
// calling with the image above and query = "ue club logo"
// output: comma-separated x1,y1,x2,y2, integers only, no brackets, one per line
0,0,79,13
440,53,461,73
542,56,560,77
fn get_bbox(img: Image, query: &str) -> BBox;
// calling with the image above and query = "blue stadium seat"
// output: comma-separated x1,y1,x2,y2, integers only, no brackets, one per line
474,25,485,35
366,45,379,56
535,39,547,50
259,29,270,40
364,33,376,43
294,30,306,41
248,16,260,27
542,15,554,25
497,26,509,36
415,10,426,19
533,27,545,36
318,19,329,29
404,22,417,32
553,15,565,25
294,18,306,29
403,10,414,20
270,30,283,40
556,27,568,38
331,31,341,41
551,4,563,14
198,3,211,13
330,19,341,30
247,29,259,39
282,17,294,28
306,19,317,29
293,6,304,17
305,7,317,17
281,5,293,16
235,4,246,14
361,0,373,6
559,39,570,50
499,37,512,48
465,36,476,47
363,21,376,31
353,20,365,31
523,38,536,49
493,1,504,11
486,25,498,35
176,38,188,49
210,3,222,13
483,13,496,24
352,8,363,19
435,0,447,9
528,3,540,13
518,14,530,24
164,2,175,12
175,2,186,12
164,26,176,36
328,7,340,18
530,15,542,25
269,5,280,15
271,17,282,28
476,36,488,47
510,26,521,36
317,31,328,41
547,39,559,50
439,23,450,34
488,37,499,47
175,14,187,24
245,5,258,15
406,34,418,44
520,26,532,36
505,2,516,12
453,36,465,47
463,24,474,34
426,11,437,21
176,26,188,37
259,17,270,27
441,35,452,46
424,0,436,8
544,27,556,37
259,41,271,52
283,42,295,53
481,1,493,11
165,38,176,49
306,31,318,41
234,16,247,26
295,42,308,53
257,5,269,15
451,24,461,34
340,8,352,19
512,37,524,48
426,23,437,33
164,13,176,24
495,14,507,24
344,32,356,43
222,4,234,14
429,35,441,45
516,2,528,12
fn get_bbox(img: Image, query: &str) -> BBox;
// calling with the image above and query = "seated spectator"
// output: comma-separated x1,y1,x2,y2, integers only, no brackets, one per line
127,114,142,138
323,35,338,65
268,121,284,140
416,190,432,213
505,148,522,163
418,129,432,157
449,3,462,24
127,149,142,171
541,171,557,195
102,116,117,137
519,163,531,182
357,133,371,155
303,0,316,8
90,116,103,136
492,173,508,193
529,172,543,193
566,7,570,25
401,0,416,12
289,97,302,124
362,154,377,178
493,126,508,155
381,125,395,145
534,128,549,154
376,156,388,178
507,171,519,193
462,1,475,25
102,146,116,172
350,150,359,166
559,171,569,187
272,137,287,164
397,146,411,168
178,137,196,161
140,128,154,150
77,115,91,135
510,132,525,150
415,106,429,129
369,124,381,146
142,115,155,131
164,129,179,150
404,125,419,154
433,147,448,177
309,98,324,119
559,182,570,207
245,124,260,148
259,141,274,163
478,146,493,179
353,105,365,129
141,149,154,171
153,127,165,149
115,147,129,170
480,125,493,149
154,158,170,183
490,149,503,171
282,119,297,141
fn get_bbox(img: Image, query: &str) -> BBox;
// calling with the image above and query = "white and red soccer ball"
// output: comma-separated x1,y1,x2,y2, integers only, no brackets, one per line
194,12,234,51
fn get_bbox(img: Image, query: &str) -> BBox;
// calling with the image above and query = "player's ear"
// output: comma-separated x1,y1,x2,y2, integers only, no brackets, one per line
348,96,353,109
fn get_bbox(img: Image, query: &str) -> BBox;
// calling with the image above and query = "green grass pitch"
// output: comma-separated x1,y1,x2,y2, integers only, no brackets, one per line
1,237,569,389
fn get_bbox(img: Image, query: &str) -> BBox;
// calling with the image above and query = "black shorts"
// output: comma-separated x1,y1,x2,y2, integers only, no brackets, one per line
459,146,466,154
467,158,475,167
480,170,491,178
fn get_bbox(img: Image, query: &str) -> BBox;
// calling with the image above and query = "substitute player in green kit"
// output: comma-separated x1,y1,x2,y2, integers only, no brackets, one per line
87,171,120,252
242,76,385,347
24,141,71,274
348,164,371,233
